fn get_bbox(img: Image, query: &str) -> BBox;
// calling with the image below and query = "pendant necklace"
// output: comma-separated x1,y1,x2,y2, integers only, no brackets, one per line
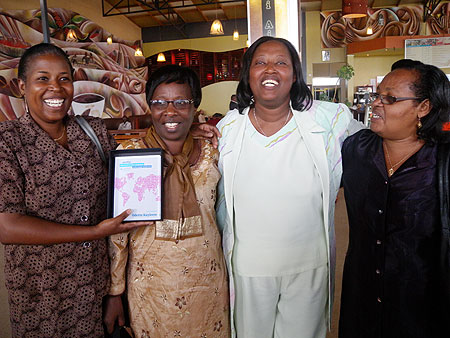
53,126,66,142
253,107,291,137
383,141,421,177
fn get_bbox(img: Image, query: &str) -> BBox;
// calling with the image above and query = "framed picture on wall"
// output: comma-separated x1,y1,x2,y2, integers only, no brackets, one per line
321,50,330,62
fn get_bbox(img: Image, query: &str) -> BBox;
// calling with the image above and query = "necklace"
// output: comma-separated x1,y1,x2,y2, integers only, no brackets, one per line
383,141,421,177
253,107,291,137
53,126,66,142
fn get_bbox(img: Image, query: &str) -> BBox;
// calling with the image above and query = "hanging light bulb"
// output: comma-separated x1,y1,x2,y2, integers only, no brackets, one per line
232,6,239,41
210,19,224,35
157,52,166,62
210,2,224,35
66,29,78,42
233,30,239,40
135,47,143,57
107,36,113,44
366,26,373,35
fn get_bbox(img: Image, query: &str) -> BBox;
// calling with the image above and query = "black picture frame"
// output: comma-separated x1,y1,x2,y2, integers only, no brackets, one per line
107,148,163,221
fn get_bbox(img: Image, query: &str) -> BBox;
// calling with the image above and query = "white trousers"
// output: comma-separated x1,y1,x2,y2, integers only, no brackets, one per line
234,266,328,338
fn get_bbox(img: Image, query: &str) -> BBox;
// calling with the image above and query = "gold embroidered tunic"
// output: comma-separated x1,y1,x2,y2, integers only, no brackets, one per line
108,139,230,338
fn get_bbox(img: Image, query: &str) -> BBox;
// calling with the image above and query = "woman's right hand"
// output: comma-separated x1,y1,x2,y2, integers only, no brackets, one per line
95,209,152,237
191,123,221,148
103,295,125,334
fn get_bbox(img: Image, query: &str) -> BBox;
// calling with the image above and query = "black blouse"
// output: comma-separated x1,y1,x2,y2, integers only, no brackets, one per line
339,129,447,338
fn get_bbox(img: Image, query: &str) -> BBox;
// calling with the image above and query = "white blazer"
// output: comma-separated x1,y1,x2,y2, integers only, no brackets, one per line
216,101,363,337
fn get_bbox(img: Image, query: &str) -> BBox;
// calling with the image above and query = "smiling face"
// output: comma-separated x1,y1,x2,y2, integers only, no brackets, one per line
370,69,431,141
150,81,195,153
19,53,73,128
249,40,295,109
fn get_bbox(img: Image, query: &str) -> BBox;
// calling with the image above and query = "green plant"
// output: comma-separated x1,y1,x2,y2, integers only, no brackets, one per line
337,64,355,81
333,64,355,102
319,92,332,102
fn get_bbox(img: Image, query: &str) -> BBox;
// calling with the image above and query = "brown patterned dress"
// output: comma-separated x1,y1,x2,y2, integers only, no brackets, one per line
0,112,116,337
109,139,230,338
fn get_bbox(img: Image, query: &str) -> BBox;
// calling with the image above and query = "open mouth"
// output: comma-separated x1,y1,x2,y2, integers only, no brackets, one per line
164,122,180,130
371,113,382,119
262,79,279,87
44,99,64,108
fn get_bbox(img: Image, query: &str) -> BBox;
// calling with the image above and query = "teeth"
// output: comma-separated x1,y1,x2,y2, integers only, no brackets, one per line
44,99,64,107
165,122,179,128
262,79,279,87
372,113,381,119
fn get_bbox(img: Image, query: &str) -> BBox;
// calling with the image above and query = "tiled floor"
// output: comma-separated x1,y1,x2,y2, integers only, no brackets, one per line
0,189,349,338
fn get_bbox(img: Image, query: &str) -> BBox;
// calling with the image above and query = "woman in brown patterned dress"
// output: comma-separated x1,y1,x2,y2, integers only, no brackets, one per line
0,43,148,337
104,65,230,337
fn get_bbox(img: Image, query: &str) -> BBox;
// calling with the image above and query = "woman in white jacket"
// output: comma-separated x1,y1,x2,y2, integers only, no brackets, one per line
215,36,361,338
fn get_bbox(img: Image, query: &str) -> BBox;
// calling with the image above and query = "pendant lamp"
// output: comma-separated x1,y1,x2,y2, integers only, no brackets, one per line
157,52,166,62
134,48,143,57
66,29,78,42
210,19,224,35
342,0,367,18
210,3,224,35
233,6,239,40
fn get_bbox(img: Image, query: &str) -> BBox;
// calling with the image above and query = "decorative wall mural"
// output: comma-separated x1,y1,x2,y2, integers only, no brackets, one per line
426,3,450,35
321,4,449,48
0,8,149,121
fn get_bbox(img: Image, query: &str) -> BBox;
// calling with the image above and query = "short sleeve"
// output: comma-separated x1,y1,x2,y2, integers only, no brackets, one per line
0,132,25,214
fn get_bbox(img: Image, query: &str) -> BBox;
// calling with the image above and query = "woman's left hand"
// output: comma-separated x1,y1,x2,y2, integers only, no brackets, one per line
191,123,221,148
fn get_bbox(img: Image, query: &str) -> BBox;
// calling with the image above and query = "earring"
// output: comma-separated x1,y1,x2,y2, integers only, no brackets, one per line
249,95,255,106
417,117,422,129
23,96,29,114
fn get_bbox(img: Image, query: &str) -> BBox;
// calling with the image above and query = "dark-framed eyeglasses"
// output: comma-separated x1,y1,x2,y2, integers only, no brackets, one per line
369,93,421,105
149,99,194,111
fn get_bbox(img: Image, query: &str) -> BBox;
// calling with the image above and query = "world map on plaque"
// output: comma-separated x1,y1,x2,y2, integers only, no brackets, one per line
113,154,162,221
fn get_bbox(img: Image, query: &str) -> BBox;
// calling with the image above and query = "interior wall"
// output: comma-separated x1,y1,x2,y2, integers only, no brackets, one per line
353,54,402,88
199,81,239,115
143,35,248,56
305,11,346,85
0,0,141,41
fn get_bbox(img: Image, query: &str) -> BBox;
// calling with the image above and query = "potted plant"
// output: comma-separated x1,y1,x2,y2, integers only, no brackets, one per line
333,64,355,102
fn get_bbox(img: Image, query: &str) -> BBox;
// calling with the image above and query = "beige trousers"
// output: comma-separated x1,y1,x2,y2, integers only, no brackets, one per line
234,265,328,338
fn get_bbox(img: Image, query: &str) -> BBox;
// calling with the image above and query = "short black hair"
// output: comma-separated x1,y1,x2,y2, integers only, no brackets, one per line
146,65,202,108
236,36,312,113
393,64,450,143
18,43,73,81
391,59,423,71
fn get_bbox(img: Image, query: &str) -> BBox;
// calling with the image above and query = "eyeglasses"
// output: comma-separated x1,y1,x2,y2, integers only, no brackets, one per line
149,99,194,111
369,93,421,105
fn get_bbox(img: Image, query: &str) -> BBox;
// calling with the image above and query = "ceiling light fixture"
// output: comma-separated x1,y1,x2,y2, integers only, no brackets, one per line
210,19,224,35
233,6,239,40
66,29,78,42
210,3,224,35
135,47,143,57
342,0,368,18
157,52,166,62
